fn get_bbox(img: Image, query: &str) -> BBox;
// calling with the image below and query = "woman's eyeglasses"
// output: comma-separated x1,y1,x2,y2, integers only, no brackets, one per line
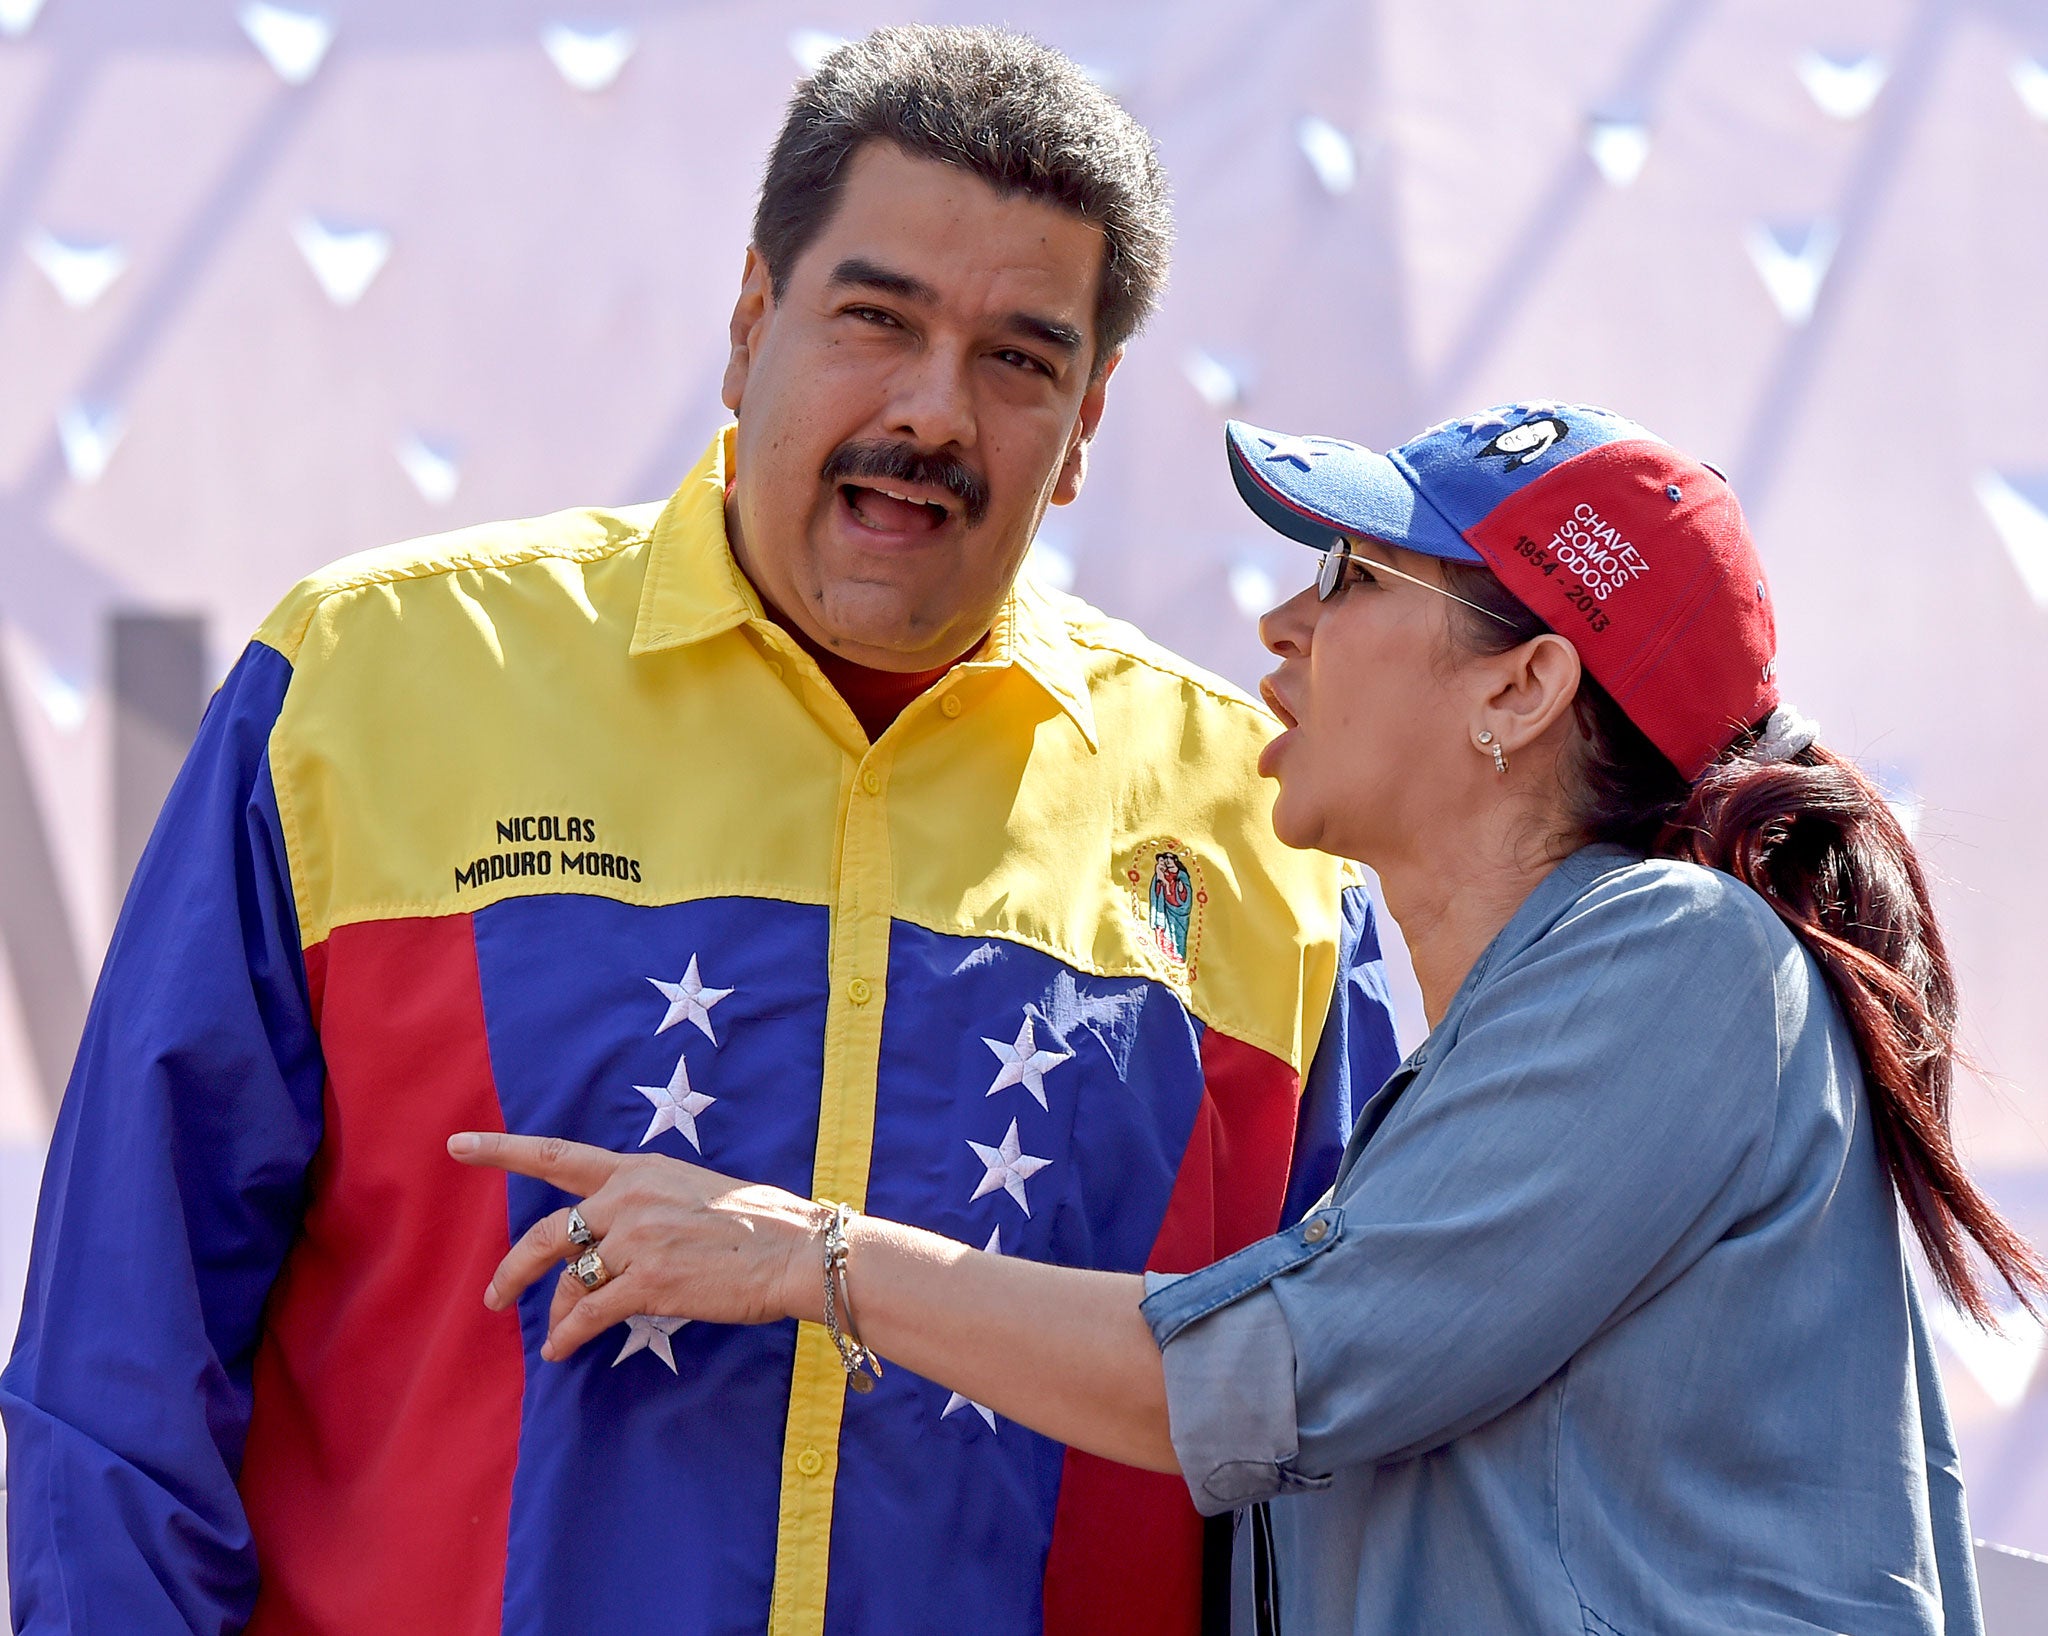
1315,539,1520,627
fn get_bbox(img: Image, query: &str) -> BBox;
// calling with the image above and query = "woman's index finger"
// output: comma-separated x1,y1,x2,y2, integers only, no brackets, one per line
448,1130,623,1194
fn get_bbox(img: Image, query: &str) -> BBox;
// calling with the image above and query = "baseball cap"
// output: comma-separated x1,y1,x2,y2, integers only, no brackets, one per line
1225,402,1779,780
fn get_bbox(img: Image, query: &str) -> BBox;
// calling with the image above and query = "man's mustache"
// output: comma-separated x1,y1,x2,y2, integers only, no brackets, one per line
822,440,990,529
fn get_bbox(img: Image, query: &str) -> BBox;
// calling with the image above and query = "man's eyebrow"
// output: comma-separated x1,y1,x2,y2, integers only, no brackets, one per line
1004,312,1085,358
828,256,1085,361
828,257,939,304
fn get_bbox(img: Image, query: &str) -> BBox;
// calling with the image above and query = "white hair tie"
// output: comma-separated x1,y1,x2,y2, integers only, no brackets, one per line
1750,704,1820,763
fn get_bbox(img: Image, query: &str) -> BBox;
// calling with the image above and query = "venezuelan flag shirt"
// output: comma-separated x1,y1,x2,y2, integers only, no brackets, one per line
2,429,1400,1636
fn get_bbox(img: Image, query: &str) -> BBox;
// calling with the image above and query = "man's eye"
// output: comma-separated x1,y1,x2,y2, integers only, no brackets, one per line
846,306,900,327
994,348,1052,377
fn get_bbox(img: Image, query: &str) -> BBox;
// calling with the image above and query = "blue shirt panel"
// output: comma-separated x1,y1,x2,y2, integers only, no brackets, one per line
1283,883,1399,1228
3,641,323,1636
473,893,829,1636
825,924,1208,1636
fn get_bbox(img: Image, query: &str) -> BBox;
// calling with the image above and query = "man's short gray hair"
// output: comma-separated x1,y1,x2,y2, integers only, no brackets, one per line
751,25,1174,370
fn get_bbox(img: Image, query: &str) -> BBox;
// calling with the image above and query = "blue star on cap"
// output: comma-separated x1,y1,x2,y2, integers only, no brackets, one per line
1224,420,1480,563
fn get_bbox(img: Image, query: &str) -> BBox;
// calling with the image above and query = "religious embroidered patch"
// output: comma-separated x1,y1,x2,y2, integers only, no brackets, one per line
1123,838,1207,978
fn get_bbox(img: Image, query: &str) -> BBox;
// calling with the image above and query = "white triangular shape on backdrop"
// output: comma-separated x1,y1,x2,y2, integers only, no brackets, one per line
541,24,636,93
1228,560,1278,621
1974,471,2048,610
25,229,128,309
1585,118,1651,187
1025,539,1076,593
57,404,125,484
1296,116,1357,196
2011,58,2048,123
239,3,335,87
788,29,848,74
0,0,48,39
1182,349,1241,412
29,662,87,733
1926,1293,2048,1413
292,218,391,307
1743,220,1837,325
1796,50,1888,120
397,436,461,505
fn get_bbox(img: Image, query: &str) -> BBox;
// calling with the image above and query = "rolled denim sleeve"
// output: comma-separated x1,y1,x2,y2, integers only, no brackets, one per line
1143,1212,1344,1512
1143,865,1789,1492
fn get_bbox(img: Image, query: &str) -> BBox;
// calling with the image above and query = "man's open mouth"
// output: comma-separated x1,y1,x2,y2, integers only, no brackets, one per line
839,481,953,534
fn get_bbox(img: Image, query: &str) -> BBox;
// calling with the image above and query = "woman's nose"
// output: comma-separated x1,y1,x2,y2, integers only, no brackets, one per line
1259,581,1320,659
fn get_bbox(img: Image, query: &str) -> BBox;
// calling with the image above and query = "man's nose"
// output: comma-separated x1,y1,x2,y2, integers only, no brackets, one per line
883,339,978,452
1258,580,1321,658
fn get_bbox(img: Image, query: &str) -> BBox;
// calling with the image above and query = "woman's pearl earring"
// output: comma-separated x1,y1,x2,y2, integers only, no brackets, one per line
1477,730,1508,775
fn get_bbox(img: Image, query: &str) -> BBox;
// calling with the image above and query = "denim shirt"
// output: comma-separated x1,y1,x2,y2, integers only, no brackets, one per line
1141,846,1983,1636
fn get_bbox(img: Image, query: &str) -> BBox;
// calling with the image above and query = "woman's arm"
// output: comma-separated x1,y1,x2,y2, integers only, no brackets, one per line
447,1131,1178,1472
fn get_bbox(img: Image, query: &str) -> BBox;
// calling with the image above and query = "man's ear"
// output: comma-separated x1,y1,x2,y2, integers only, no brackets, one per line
721,248,774,415
1051,347,1122,507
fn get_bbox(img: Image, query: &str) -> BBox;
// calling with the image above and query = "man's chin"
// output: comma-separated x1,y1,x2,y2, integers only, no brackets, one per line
797,586,990,671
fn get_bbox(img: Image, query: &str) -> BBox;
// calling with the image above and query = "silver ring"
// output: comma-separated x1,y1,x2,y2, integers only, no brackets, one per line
569,1248,611,1289
566,1207,597,1250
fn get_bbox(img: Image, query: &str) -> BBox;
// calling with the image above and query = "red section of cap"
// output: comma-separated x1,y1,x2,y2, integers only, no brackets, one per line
241,917,523,1636
1041,1028,1303,1636
1463,440,1779,778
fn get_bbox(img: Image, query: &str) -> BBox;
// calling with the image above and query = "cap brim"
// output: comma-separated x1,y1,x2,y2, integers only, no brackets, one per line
1226,421,1480,563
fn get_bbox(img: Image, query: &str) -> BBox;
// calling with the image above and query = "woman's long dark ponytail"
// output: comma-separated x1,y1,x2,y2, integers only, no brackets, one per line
1443,561,2048,1324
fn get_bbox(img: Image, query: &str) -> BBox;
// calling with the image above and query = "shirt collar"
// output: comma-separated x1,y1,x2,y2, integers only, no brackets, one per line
1432,842,1643,1035
630,425,1098,751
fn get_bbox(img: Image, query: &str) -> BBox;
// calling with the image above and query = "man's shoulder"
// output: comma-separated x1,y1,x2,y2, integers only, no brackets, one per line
1024,578,1271,740
253,500,665,663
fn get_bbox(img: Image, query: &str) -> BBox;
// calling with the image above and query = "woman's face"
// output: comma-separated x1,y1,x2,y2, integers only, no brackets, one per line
1256,543,1489,862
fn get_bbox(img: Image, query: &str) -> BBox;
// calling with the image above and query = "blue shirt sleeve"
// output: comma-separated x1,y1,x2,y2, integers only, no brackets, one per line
2,641,325,1635
1281,881,1401,1227
1145,865,1785,1494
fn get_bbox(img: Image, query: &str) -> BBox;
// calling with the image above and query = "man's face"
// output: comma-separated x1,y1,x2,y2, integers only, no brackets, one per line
721,142,1117,671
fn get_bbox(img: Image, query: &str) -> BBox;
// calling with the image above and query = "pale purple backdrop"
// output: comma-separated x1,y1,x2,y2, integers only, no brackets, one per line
1,0,2045,1578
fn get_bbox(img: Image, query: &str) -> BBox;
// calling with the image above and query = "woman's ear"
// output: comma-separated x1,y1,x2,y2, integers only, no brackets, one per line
1479,632,1581,753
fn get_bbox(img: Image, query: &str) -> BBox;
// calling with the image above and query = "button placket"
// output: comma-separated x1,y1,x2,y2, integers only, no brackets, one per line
769,735,897,1636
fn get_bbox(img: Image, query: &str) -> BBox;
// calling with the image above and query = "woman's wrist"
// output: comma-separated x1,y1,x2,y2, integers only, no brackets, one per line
778,1195,836,1324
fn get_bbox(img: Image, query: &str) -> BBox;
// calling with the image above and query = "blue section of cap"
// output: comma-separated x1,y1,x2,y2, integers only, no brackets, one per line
1225,421,1479,563
1390,402,1664,531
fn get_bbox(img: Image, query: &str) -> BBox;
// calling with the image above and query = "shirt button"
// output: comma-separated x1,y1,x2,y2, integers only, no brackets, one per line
940,694,964,718
1303,1218,1329,1244
860,768,881,795
769,660,784,679
795,1447,824,1477
848,977,872,1006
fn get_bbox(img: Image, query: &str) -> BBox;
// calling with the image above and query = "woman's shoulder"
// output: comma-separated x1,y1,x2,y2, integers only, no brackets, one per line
1571,849,1789,937
1530,849,1802,1002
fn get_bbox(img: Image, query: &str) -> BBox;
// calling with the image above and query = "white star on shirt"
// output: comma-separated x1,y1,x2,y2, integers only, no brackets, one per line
1260,434,1331,471
967,1118,1052,1216
613,1313,688,1372
982,1016,1073,1109
635,1054,715,1151
942,1227,1004,1431
648,956,734,1044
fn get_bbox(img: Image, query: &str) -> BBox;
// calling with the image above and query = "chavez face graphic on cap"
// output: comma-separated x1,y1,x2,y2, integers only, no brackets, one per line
1476,414,1569,472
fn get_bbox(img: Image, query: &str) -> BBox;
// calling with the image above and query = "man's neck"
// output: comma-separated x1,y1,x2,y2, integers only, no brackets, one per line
759,596,976,741
723,483,983,740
